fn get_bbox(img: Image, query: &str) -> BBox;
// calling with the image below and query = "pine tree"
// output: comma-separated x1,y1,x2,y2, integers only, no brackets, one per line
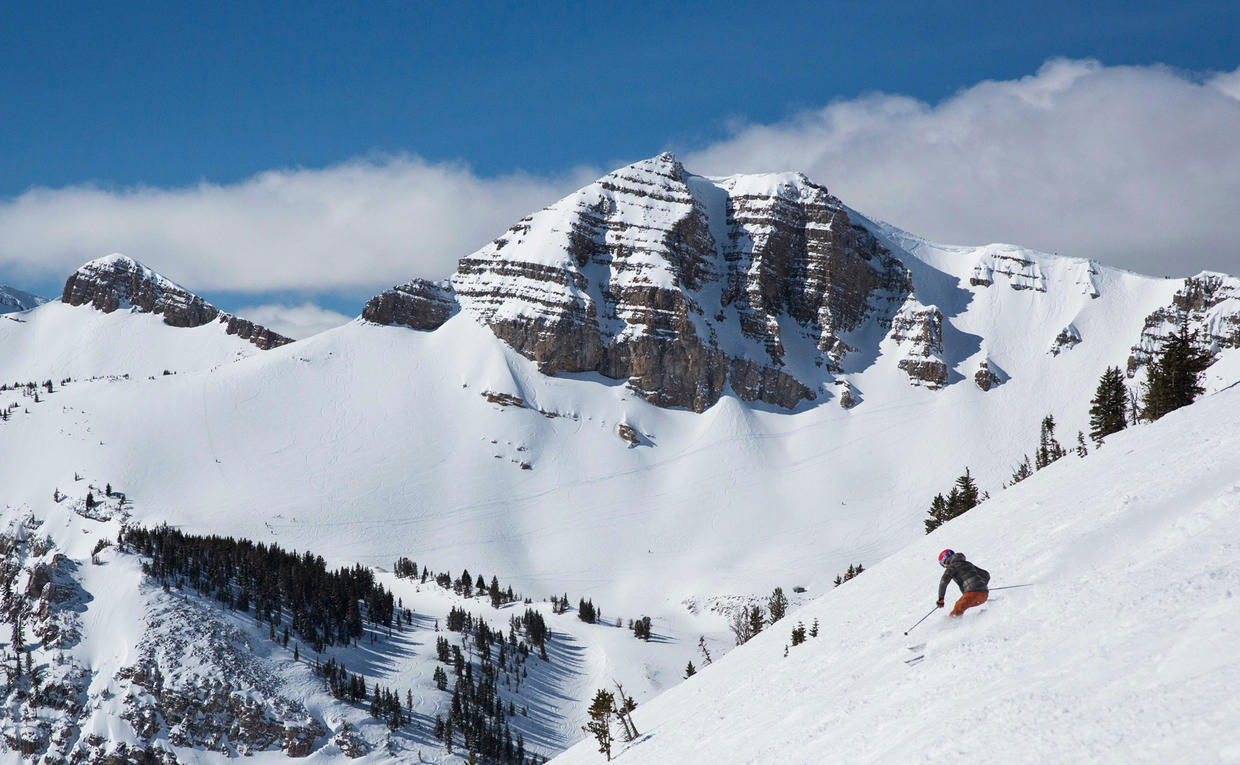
1088,366,1128,444
1007,455,1033,487
924,493,948,534
925,469,981,534
585,689,615,761
767,587,788,624
1141,322,1216,421
1076,430,1088,457
684,661,696,678
790,621,807,646
954,469,980,508
1035,415,1066,470
748,604,765,636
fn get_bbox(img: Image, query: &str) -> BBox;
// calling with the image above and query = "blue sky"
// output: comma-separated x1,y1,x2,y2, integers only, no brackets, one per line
2,2,1239,335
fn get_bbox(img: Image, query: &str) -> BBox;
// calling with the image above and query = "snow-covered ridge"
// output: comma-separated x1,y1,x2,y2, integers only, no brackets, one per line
381,153,911,411
0,284,49,314
61,253,293,351
370,154,1240,413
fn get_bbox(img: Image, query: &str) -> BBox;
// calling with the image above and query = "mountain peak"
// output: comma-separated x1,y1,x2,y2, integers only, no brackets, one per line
61,255,293,350
435,156,908,411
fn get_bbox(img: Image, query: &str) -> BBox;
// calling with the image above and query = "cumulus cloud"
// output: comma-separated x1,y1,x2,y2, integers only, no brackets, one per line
1,59,1238,298
684,59,1240,276
231,302,354,339
0,157,594,292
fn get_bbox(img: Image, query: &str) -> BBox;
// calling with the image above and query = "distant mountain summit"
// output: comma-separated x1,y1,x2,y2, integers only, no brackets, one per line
365,153,1240,412
0,284,48,314
62,254,293,350
366,153,911,411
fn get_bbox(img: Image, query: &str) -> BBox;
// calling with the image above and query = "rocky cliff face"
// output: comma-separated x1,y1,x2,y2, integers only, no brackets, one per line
368,154,911,411
361,278,456,330
888,298,948,388
1127,272,1240,377
61,255,293,350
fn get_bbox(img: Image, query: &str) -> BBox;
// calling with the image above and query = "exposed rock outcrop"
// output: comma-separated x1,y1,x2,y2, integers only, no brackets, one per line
617,422,642,446
61,254,293,350
438,153,909,411
974,360,1002,391
1127,273,1240,376
970,249,1047,292
362,278,457,330
834,379,860,409
889,299,948,389
116,596,325,757
1049,324,1082,356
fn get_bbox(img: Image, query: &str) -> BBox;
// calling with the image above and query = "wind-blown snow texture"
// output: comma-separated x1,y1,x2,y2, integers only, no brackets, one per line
552,385,1240,764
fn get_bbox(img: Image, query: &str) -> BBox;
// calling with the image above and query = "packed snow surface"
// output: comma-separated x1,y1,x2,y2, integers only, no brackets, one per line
552,384,1240,764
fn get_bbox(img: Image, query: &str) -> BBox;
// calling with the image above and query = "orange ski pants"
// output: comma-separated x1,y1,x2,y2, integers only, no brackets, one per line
950,591,988,616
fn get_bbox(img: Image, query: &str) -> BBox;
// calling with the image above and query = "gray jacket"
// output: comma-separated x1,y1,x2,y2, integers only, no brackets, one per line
938,553,990,600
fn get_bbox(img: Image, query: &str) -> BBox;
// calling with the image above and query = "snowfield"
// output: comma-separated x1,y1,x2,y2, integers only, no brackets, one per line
3,184,1240,761
552,382,1240,765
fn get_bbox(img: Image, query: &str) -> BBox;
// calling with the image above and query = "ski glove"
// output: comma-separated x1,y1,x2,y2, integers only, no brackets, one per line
936,600,944,608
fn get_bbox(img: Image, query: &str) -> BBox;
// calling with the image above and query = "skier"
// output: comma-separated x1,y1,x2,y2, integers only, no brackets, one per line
936,549,990,616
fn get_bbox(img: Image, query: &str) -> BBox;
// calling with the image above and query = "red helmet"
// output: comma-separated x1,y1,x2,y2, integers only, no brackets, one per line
938,549,955,567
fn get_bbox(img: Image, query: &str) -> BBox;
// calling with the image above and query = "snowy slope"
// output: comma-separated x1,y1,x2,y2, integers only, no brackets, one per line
0,300,270,382
1,254,294,382
3,157,1240,762
552,383,1240,764
0,284,48,314
2,484,692,762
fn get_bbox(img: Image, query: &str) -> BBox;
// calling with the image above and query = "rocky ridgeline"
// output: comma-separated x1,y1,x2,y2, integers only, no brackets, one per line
61,255,293,350
1127,273,1240,377
361,278,457,330
366,153,913,411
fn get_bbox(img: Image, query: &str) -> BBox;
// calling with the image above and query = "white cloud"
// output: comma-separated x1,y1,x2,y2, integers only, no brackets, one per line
684,59,1240,276
1,58,1238,300
231,302,354,339
0,156,594,293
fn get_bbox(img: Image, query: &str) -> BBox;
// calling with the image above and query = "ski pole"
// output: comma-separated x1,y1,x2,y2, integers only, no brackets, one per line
904,606,938,635
989,584,1034,591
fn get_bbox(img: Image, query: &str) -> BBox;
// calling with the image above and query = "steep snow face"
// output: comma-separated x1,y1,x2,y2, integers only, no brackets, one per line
0,284,48,314
552,386,1240,765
